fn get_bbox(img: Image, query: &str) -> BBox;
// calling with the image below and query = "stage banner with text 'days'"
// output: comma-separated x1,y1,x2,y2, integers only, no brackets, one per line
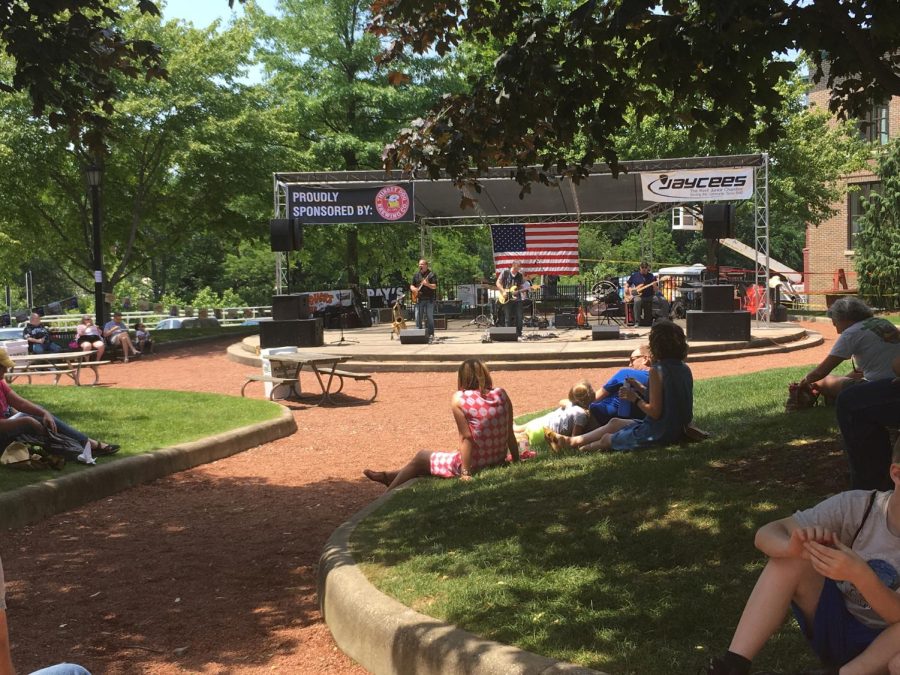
286,183,415,224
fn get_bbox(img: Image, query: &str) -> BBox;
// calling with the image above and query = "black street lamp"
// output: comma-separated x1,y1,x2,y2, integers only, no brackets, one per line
85,163,105,329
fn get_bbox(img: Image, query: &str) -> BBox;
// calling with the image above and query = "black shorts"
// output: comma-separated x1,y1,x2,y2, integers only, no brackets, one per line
78,336,101,347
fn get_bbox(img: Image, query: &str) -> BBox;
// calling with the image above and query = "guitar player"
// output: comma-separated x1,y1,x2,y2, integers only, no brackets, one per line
496,262,526,337
626,261,657,327
410,258,437,340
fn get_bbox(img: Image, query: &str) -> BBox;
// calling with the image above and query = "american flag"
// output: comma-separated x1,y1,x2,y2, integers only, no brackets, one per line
491,222,580,276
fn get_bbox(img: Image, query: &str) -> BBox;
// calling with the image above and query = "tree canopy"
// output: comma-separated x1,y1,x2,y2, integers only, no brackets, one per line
371,0,900,185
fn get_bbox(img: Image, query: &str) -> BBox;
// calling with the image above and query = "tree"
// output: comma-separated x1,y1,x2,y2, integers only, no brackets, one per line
371,0,900,186
0,0,170,152
253,0,462,287
0,10,289,304
855,140,900,306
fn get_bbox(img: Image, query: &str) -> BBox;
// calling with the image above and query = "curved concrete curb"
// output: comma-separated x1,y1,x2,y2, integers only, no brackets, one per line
318,487,604,675
0,405,296,531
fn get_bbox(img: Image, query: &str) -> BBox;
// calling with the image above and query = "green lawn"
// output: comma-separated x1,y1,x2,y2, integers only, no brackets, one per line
0,386,281,492
351,365,850,674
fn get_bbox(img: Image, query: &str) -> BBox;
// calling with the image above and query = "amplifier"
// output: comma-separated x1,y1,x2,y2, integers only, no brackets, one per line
488,327,518,342
260,318,323,349
592,325,620,340
554,312,578,328
434,315,448,330
687,310,750,341
701,285,736,312
399,328,428,344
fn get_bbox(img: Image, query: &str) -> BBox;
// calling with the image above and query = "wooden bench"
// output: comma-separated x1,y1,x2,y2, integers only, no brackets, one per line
241,374,300,400
325,369,378,402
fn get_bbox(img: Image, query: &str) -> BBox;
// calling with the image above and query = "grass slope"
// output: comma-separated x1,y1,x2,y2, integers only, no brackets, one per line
352,365,849,674
0,386,281,492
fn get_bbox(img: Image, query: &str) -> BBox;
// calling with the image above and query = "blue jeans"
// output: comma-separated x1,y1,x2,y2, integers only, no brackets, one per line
0,412,89,450
503,300,523,336
835,378,900,491
32,342,63,354
415,299,435,337
29,664,91,675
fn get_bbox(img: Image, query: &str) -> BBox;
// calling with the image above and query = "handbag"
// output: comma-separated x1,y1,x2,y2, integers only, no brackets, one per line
16,429,86,460
785,381,819,413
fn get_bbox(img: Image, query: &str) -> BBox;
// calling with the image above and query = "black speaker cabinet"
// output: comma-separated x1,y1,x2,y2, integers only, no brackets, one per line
702,204,735,239
399,328,428,344
488,327,518,341
554,312,578,328
271,294,310,321
687,310,750,341
701,284,735,312
259,318,323,349
433,315,448,330
269,219,303,251
592,325,620,340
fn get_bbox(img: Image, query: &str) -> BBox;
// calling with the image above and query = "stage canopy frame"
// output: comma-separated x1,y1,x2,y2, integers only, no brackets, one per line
273,153,772,321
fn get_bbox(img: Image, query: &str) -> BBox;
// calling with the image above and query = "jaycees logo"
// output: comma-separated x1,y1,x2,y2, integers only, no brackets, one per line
640,168,754,202
374,185,411,220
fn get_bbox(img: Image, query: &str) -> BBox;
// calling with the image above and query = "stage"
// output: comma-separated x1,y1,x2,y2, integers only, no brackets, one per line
226,318,822,373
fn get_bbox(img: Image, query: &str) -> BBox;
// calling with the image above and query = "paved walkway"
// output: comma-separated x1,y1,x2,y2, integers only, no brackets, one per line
0,325,838,674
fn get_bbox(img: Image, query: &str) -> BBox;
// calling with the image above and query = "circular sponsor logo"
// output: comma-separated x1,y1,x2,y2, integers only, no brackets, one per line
374,185,410,220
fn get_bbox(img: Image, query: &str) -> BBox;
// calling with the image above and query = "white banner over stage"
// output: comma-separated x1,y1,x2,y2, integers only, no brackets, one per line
640,167,754,202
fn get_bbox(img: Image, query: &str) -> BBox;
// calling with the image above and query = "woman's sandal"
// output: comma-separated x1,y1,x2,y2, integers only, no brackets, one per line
94,442,120,456
543,427,563,453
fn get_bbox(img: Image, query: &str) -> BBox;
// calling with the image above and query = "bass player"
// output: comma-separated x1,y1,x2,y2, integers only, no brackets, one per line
410,258,437,340
496,262,526,337
626,261,658,327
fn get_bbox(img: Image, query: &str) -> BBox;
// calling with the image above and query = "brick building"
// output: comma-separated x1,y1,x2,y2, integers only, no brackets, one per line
804,83,899,306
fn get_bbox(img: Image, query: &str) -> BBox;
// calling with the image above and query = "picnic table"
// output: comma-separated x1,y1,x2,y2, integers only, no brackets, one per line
242,352,377,405
7,351,107,386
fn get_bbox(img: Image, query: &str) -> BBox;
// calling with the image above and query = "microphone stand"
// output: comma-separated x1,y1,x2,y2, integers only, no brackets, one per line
330,288,358,346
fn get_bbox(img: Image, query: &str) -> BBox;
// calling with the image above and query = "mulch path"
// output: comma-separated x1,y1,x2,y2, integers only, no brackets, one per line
1,322,838,674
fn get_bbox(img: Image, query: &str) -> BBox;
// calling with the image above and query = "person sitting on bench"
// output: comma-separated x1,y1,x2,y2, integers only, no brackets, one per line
103,312,140,363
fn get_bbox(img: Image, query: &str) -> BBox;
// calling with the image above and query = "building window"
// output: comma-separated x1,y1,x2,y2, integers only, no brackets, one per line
848,181,881,250
858,101,889,145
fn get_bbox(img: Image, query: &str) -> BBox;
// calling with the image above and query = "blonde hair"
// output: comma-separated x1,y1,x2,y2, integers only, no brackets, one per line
568,380,595,409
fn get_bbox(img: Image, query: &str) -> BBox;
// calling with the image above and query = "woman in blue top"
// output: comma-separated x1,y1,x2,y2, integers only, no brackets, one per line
547,320,693,452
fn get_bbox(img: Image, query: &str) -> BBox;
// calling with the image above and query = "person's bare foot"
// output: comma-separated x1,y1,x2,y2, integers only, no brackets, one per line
363,469,390,486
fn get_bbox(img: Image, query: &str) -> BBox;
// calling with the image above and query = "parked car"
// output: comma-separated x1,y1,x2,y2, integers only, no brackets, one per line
155,318,184,330
0,327,22,341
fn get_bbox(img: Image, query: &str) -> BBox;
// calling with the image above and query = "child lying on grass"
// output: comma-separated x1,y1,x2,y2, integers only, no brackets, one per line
513,380,594,453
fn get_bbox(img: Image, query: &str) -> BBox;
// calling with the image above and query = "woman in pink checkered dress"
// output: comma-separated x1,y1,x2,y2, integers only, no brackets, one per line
364,359,519,490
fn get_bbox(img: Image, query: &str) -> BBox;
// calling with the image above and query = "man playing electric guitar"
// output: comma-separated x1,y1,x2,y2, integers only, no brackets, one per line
496,262,527,337
626,261,658,327
410,258,437,340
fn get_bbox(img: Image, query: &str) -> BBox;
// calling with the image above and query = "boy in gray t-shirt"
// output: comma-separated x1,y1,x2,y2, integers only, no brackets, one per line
705,444,900,675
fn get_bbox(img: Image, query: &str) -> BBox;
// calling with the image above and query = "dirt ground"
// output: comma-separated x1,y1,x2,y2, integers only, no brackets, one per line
1,322,838,674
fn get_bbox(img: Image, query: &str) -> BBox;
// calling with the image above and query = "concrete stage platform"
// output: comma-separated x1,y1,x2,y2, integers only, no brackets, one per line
226,318,822,373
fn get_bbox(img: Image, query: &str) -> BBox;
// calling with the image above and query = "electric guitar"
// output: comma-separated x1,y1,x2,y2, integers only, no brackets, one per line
624,276,668,302
498,284,541,304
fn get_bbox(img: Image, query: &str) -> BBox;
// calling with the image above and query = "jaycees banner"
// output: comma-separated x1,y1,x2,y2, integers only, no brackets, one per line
286,183,414,224
640,167,754,202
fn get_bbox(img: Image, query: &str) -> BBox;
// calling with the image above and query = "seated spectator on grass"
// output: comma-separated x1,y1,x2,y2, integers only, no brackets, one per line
22,313,61,354
834,354,900,492
546,320,693,453
799,297,900,401
589,345,652,426
0,349,119,457
1,551,91,675
103,312,139,363
364,359,518,490
704,446,900,675
513,380,594,453
133,321,152,354
74,315,105,362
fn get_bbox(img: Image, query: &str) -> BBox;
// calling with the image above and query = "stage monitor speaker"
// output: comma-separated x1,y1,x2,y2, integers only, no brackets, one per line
592,325,620,340
701,284,735,312
271,294,310,321
269,219,303,252
554,312,578,328
259,318,323,349
687,310,750,342
488,327,518,342
399,328,428,344
702,204,735,239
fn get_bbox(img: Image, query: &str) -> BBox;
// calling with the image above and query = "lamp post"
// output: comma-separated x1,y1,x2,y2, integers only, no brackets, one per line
85,164,105,329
